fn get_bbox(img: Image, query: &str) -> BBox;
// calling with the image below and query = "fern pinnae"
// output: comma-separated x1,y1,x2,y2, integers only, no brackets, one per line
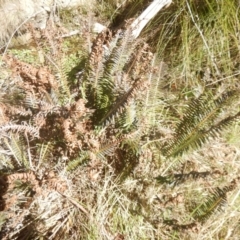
82,29,114,105
99,77,145,125
66,151,90,171
36,142,52,170
54,58,71,103
122,100,136,129
25,93,40,110
163,91,239,157
105,29,135,75
0,149,14,170
191,187,228,222
94,141,118,162
204,111,240,140
0,122,39,139
91,35,131,111
141,56,167,126
4,134,28,168
156,170,213,185
95,30,138,94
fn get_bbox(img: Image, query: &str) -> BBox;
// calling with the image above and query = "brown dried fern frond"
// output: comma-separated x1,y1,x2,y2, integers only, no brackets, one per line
3,54,58,94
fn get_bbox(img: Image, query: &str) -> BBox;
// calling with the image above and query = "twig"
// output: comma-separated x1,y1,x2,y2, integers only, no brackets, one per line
206,71,240,86
56,30,80,39
58,191,90,216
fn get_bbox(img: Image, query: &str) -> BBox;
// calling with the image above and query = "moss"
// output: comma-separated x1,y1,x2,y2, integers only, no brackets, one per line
9,48,39,65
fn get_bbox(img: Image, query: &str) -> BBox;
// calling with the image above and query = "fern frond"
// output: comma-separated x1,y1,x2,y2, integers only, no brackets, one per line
101,29,137,77
83,28,145,126
0,148,14,170
0,123,39,139
82,29,113,104
26,91,62,120
25,93,39,109
162,91,239,157
143,59,169,123
118,100,136,130
100,77,147,125
205,111,240,137
36,142,52,170
87,30,112,75
3,134,28,168
8,106,32,117
94,141,119,162
55,57,71,103
191,187,229,222
66,151,90,171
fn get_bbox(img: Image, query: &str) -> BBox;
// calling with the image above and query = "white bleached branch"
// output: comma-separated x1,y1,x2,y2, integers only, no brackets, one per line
131,0,172,39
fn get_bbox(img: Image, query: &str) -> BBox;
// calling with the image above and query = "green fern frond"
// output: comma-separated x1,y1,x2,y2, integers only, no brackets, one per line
0,149,14,170
162,91,239,157
191,186,229,222
82,29,145,126
66,151,90,171
102,29,137,77
3,134,28,168
12,179,34,196
205,111,240,137
55,58,71,103
94,141,119,162
144,60,169,123
36,142,52,170
99,77,146,125
118,100,136,130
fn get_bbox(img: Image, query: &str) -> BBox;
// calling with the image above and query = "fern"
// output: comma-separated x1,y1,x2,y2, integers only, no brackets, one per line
55,64,71,104
99,77,146,125
3,134,28,168
36,142,52,170
117,100,136,130
191,182,237,222
66,151,90,171
82,28,147,126
94,141,119,162
101,29,137,78
0,123,39,139
0,149,14,170
162,91,240,157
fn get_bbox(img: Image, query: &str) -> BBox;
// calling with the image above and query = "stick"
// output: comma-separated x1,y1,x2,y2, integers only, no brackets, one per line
130,0,172,39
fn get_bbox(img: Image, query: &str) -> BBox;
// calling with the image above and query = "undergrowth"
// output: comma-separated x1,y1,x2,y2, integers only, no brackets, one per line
0,0,240,239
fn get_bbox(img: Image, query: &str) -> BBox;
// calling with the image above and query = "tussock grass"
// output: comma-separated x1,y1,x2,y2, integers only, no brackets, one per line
144,0,240,89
